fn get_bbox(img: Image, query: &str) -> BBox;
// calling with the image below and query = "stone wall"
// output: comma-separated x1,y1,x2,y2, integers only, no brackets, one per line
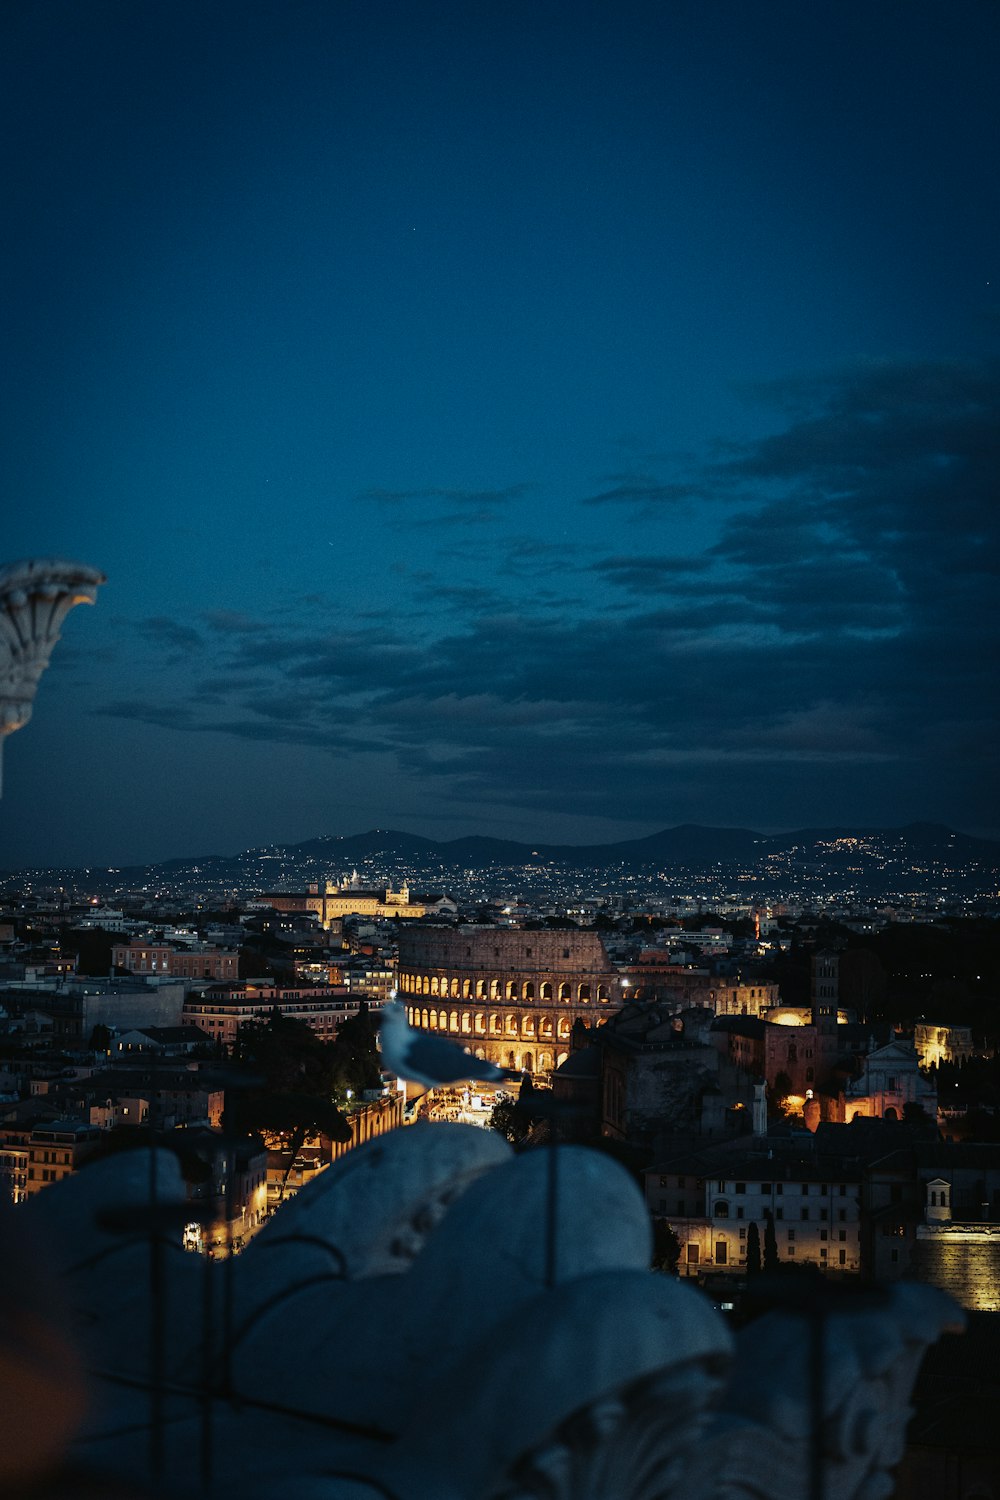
397,927,620,1077
912,1224,1000,1312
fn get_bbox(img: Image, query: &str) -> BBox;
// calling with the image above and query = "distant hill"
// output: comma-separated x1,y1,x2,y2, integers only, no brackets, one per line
3,821,998,891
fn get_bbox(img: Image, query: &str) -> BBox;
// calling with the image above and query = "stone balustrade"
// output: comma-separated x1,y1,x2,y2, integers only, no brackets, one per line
1,1122,963,1498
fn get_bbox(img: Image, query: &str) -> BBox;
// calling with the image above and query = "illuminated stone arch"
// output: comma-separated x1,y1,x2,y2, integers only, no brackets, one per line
475,1013,486,1034
597,983,610,1002
505,1013,518,1037
430,976,440,997
450,977,460,999
540,981,553,1001
578,983,591,1002
557,1051,568,1067
523,981,535,1001
461,1011,472,1034
449,1010,459,1034
557,1017,571,1040
462,978,472,999
559,982,571,1002
477,979,488,1000
507,980,519,1001
428,1009,438,1030
538,1051,553,1072
421,1008,429,1028
538,1015,553,1040
506,1050,516,1070
490,1014,503,1036
490,978,501,1001
522,1051,534,1073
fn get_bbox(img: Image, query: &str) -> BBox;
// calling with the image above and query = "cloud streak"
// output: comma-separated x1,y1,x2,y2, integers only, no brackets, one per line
94,358,999,833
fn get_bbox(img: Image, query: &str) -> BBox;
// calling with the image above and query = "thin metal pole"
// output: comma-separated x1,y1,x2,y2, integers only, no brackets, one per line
222,1136,236,1400
545,1122,558,1289
199,1209,215,1493
148,1050,164,1491
809,1305,825,1500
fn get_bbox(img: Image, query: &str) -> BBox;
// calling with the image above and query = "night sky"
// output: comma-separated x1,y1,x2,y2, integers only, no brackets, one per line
2,1,997,869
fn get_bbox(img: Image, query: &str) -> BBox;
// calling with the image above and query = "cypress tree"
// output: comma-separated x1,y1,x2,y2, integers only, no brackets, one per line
746,1220,761,1275
763,1208,779,1273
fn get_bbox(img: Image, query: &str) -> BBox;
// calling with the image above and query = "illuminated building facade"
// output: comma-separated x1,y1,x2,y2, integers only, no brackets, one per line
112,942,239,981
261,882,456,928
182,982,360,1049
396,927,621,1077
647,1158,864,1277
913,1022,974,1070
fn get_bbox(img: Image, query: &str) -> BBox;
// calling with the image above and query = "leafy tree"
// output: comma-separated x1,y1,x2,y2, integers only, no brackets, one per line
838,948,887,1023
233,1008,337,1096
745,1220,761,1275
89,1023,113,1053
488,1093,531,1147
651,1219,681,1274
63,926,116,976
763,1209,779,1273
227,1010,353,1198
329,1004,382,1097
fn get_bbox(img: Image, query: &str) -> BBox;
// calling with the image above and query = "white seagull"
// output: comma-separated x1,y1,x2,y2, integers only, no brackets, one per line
378,1000,508,1091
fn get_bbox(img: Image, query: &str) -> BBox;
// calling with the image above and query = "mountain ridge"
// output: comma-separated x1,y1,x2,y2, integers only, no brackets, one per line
5,821,999,881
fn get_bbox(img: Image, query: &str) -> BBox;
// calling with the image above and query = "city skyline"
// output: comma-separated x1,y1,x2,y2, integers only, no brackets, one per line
2,1,997,868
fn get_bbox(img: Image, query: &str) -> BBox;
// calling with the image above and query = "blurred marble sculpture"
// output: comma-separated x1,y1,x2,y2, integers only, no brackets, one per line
3,1123,963,1499
0,557,104,792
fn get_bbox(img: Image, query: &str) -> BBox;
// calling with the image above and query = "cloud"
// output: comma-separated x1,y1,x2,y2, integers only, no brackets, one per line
89,358,999,834
136,617,203,651
590,554,713,592
581,472,699,506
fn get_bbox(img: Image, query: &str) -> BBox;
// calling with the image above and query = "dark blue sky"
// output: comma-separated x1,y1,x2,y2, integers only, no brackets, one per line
2,0,998,868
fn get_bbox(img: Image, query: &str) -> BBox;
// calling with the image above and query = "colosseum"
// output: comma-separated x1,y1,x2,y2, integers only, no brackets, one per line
396,927,622,1077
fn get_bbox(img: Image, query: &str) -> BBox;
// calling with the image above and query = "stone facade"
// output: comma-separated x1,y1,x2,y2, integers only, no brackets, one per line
913,1021,974,1069
182,982,360,1048
263,881,456,926
3,1124,964,1499
112,941,239,980
648,1158,864,1277
396,926,620,1076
